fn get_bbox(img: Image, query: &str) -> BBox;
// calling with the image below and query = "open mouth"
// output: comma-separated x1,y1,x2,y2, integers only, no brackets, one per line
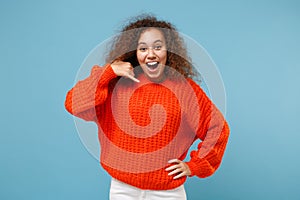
146,62,159,71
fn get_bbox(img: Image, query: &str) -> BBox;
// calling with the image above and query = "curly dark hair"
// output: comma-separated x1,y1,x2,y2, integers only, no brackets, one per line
105,14,197,79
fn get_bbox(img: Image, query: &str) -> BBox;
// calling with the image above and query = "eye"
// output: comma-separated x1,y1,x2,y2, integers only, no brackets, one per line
154,45,162,50
138,47,147,52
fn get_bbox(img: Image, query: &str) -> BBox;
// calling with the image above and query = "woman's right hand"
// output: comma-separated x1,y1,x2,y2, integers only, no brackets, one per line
111,61,140,82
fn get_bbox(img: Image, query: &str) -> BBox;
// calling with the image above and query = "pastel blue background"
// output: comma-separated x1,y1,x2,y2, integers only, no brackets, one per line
1,0,299,199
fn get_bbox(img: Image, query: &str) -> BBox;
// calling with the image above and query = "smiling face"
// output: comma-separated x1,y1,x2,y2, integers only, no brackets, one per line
136,28,167,82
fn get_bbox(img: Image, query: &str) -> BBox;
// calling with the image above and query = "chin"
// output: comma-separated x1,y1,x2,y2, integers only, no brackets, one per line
146,73,165,82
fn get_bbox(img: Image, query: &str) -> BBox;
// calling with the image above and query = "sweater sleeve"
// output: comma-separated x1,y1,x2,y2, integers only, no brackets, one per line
185,79,230,178
65,64,117,121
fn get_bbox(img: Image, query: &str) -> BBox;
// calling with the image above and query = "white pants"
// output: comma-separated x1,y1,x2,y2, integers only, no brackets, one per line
110,178,187,200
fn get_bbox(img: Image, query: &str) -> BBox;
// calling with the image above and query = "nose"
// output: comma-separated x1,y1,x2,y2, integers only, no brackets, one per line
147,47,156,59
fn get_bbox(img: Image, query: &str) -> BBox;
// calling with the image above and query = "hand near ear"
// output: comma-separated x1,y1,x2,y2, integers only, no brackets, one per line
111,61,140,83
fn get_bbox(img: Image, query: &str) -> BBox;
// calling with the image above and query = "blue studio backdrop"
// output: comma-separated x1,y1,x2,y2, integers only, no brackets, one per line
1,0,299,199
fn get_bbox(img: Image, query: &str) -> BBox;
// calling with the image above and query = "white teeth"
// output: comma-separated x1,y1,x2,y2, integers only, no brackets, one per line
147,62,158,65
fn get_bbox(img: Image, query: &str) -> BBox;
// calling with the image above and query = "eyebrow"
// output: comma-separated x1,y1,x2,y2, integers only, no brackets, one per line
138,40,164,45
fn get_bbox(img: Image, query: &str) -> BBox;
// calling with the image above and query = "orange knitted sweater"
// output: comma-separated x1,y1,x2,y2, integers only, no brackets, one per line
65,64,230,190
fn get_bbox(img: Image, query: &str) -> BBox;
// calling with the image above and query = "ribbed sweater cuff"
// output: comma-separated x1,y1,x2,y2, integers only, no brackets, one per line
186,158,215,178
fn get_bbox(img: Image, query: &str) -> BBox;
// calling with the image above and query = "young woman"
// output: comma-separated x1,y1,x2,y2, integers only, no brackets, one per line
65,14,230,200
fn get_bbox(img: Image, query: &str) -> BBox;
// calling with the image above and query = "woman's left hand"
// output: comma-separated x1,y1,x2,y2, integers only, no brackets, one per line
165,159,191,179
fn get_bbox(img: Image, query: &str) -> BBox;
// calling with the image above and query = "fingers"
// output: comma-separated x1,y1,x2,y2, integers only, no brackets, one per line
111,61,140,83
165,164,179,171
173,172,187,179
126,74,140,83
124,67,140,82
168,159,180,164
165,159,191,179
167,168,182,176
